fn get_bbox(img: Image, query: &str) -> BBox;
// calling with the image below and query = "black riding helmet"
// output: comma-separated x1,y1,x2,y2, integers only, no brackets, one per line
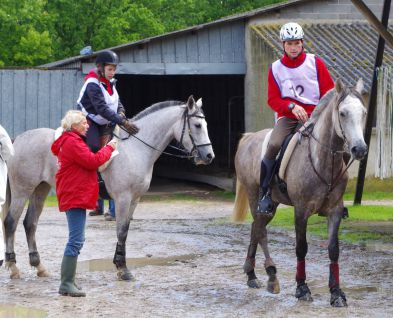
95,50,119,66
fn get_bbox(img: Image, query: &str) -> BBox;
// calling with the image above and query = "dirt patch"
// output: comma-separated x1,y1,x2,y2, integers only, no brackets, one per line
1,198,393,317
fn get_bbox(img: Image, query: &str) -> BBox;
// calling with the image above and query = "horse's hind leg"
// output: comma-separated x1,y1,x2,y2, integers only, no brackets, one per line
294,209,312,301
244,220,263,288
327,209,347,307
23,182,51,277
258,204,280,294
4,192,31,279
244,188,279,293
113,193,137,281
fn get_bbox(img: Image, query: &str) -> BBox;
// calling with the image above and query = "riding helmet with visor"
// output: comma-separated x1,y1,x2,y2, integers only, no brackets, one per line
95,50,119,66
279,22,304,42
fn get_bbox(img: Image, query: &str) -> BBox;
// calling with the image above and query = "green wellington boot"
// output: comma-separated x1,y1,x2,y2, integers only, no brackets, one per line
59,255,86,297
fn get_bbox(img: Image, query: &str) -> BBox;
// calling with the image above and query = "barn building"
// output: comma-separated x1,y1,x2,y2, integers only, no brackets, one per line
1,0,392,186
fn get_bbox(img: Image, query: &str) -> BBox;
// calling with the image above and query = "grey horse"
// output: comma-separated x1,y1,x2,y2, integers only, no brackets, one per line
3,95,214,280
233,79,367,307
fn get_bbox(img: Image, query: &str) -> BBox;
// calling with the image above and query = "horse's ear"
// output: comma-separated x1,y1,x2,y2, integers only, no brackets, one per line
335,78,344,94
187,95,195,110
355,78,364,94
196,98,202,108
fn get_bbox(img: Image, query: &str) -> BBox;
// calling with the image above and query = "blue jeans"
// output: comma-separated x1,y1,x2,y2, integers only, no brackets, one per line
97,199,116,217
64,208,86,257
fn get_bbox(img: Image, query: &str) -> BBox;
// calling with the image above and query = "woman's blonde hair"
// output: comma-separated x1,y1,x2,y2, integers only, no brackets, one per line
61,110,86,130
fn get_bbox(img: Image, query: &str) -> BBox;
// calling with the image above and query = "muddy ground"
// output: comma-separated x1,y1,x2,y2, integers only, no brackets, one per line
0,182,392,318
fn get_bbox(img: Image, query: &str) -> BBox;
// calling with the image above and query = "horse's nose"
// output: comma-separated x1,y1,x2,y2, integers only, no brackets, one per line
351,144,368,160
205,152,214,164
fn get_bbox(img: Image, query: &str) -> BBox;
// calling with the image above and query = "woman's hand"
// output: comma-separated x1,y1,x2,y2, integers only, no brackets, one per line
108,139,118,150
292,104,308,123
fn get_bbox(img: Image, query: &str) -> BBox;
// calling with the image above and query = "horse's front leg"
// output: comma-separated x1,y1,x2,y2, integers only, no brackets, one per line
294,209,313,301
328,208,347,307
244,188,279,293
113,193,138,281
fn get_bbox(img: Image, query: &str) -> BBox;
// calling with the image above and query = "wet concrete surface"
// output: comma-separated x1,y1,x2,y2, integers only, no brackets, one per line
0,195,393,317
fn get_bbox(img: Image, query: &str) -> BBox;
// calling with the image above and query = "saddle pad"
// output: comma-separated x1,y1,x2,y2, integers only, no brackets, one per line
278,132,299,180
54,127,64,140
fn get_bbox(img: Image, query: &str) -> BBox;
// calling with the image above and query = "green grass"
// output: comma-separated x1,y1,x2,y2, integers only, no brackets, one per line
344,177,393,200
44,195,58,207
262,205,393,244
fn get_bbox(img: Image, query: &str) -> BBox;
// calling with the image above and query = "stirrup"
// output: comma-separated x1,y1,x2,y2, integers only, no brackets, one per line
257,193,274,215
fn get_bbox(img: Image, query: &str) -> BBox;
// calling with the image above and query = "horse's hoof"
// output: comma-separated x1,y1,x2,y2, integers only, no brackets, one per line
247,279,262,289
330,288,347,307
10,272,21,279
6,262,21,279
267,278,280,294
117,269,135,281
295,283,313,302
35,263,50,277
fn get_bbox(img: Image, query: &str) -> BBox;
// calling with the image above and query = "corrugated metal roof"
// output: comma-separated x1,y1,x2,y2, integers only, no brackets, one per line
40,0,308,68
252,22,393,91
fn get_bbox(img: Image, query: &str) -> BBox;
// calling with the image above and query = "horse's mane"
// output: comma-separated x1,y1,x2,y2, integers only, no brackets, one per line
309,89,335,123
132,100,184,121
309,84,364,124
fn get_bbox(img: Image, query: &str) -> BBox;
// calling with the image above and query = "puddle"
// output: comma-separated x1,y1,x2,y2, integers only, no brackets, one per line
344,285,379,293
78,254,198,272
363,243,393,253
0,305,46,318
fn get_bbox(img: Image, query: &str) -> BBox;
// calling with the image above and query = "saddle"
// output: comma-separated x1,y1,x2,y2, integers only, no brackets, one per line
261,125,306,194
98,125,121,200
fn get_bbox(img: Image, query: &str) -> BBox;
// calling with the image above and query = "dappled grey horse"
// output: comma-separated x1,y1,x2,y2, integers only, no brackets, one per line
233,79,367,307
3,95,214,280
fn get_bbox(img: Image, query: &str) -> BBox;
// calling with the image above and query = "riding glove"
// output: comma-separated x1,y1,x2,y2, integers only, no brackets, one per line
122,119,139,135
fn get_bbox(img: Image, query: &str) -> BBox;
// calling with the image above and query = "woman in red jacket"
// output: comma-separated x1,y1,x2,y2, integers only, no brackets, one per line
257,22,334,215
51,110,115,297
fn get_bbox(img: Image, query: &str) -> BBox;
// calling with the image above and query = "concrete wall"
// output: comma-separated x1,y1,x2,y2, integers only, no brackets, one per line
244,29,275,132
251,0,393,23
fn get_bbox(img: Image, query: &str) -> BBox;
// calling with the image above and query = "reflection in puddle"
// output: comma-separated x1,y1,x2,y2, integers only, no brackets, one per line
0,305,46,318
364,243,393,253
344,285,379,293
78,254,197,272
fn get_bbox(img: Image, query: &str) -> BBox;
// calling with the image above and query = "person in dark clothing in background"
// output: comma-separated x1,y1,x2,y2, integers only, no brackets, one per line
77,50,138,219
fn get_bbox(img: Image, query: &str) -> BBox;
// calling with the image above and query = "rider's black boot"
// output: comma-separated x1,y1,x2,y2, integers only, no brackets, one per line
257,158,276,215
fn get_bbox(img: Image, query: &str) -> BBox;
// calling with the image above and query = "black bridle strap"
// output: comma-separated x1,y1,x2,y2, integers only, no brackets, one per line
113,108,211,159
307,136,354,193
113,125,193,159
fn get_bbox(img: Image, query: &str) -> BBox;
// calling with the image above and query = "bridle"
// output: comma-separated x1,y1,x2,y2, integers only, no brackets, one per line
300,90,362,195
115,106,212,160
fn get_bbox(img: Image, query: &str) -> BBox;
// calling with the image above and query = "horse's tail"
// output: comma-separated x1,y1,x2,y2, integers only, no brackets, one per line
232,178,249,223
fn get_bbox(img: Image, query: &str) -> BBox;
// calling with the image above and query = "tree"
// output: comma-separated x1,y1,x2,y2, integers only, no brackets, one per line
0,0,285,66
0,0,54,66
46,0,165,60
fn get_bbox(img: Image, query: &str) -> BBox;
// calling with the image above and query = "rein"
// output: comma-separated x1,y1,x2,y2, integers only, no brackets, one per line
300,93,356,196
113,107,211,159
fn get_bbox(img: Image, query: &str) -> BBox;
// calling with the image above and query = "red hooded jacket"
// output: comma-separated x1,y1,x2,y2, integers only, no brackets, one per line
267,51,334,119
51,131,113,212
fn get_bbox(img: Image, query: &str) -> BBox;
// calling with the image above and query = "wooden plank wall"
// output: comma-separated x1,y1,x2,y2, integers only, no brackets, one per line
0,69,83,138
